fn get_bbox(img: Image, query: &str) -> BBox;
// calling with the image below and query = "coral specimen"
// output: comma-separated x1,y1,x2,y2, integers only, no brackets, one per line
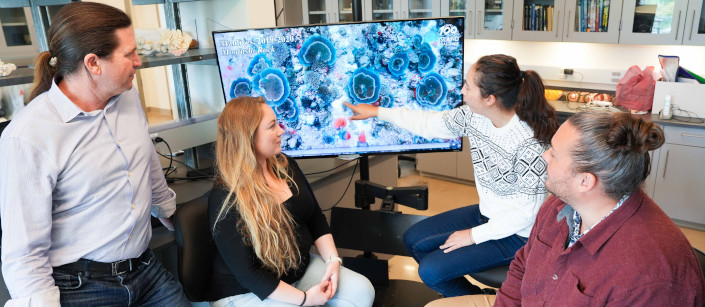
387,51,409,76
229,78,252,99
416,72,447,107
247,54,272,77
417,43,436,73
412,34,424,49
347,67,381,104
299,34,336,67
275,97,299,123
258,68,290,106
380,94,394,108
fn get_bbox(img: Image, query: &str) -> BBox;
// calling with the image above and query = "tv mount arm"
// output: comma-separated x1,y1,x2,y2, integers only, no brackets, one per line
354,180,428,212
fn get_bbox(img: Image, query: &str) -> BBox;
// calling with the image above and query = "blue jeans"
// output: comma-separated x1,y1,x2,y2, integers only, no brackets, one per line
52,249,190,306
403,205,527,297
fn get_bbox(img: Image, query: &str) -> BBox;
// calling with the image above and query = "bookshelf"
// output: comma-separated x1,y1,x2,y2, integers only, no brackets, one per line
562,0,622,43
512,0,566,41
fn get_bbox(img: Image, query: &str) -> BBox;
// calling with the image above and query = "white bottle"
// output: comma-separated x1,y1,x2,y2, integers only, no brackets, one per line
660,95,672,120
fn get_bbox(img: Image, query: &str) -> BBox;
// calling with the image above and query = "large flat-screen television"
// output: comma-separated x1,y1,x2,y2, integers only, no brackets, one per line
212,17,464,158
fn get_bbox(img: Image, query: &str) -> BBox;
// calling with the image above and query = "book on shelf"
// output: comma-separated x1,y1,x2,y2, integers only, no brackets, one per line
602,0,610,32
576,0,612,33
543,5,548,31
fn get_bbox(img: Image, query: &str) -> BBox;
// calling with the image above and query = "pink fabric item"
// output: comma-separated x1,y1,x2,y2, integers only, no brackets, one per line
615,65,656,112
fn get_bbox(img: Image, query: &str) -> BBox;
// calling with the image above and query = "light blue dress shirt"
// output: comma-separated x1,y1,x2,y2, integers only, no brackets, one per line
0,80,176,304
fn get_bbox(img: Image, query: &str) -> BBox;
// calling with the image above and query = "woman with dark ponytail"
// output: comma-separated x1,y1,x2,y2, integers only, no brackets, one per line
345,54,558,297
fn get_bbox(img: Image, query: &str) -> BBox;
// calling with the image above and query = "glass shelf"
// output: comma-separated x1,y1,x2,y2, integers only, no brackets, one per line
0,67,33,87
139,47,216,68
0,48,216,87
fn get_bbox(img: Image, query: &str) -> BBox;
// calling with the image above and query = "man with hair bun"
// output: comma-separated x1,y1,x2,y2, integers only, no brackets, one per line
0,2,188,306
427,111,704,306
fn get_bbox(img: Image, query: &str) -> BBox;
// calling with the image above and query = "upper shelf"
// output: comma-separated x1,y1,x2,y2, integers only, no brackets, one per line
0,47,216,87
139,47,216,68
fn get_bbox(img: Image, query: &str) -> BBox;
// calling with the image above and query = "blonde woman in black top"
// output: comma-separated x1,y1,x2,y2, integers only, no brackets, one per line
208,96,374,306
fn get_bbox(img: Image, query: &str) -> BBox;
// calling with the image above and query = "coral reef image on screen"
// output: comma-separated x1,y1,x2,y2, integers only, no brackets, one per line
213,18,464,157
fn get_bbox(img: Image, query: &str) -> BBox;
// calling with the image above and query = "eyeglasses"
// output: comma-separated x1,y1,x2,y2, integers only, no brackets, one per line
463,79,470,88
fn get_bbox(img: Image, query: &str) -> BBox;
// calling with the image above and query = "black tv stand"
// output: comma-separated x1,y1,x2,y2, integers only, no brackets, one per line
329,155,442,306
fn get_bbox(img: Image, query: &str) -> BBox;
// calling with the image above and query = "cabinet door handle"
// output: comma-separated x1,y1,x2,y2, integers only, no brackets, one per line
674,10,681,40
468,10,473,34
689,11,696,41
478,10,482,35
662,149,669,178
682,133,705,139
566,10,572,38
555,11,561,38
334,12,338,22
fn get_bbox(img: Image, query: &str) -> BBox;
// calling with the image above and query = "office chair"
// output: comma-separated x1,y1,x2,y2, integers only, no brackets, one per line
173,195,215,302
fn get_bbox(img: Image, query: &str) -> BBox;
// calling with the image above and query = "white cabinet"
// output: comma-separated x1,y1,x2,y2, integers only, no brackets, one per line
363,0,442,20
618,0,689,44
365,0,401,20
682,0,705,45
303,0,356,24
404,0,442,18
303,0,337,24
416,137,475,182
442,0,514,39
650,124,705,229
0,7,38,58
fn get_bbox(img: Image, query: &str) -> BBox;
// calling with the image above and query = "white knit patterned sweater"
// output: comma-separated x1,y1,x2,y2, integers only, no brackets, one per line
378,105,548,243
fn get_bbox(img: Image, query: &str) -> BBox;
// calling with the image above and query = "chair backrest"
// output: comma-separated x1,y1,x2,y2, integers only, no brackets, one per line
174,196,215,302
695,248,705,280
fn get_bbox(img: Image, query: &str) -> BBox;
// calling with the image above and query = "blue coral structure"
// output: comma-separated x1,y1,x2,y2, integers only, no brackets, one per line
380,94,394,108
247,54,272,77
416,73,447,107
417,43,437,73
229,78,252,100
347,67,381,104
275,97,299,123
257,68,290,106
412,34,424,49
299,34,336,67
388,52,409,76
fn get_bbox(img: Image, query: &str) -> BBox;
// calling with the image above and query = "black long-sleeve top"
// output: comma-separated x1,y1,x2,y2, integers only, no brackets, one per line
206,155,331,301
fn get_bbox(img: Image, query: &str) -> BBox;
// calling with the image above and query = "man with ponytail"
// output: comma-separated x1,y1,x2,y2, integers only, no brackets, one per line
427,112,705,306
207,96,374,306
346,54,558,297
0,2,189,306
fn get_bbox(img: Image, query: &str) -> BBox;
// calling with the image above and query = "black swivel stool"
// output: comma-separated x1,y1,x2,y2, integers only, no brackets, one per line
468,265,510,289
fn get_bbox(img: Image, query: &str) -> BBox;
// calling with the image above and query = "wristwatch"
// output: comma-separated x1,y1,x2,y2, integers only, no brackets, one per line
325,255,343,265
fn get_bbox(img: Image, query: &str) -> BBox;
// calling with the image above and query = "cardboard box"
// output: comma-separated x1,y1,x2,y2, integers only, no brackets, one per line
652,81,705,119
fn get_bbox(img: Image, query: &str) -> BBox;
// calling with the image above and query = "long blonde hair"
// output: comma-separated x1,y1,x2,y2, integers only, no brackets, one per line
214,96,300,276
